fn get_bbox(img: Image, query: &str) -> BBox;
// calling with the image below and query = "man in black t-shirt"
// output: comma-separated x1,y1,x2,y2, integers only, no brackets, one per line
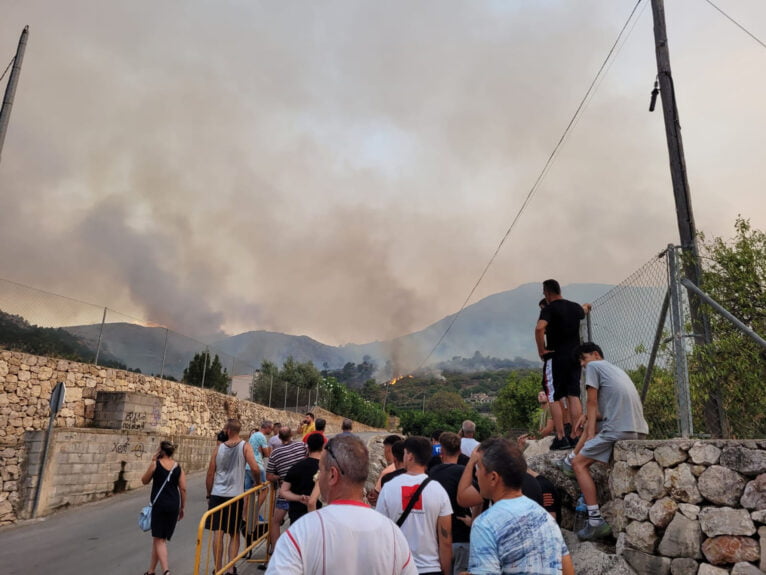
535,279,587,450
279,432,324,524
428,432,472,575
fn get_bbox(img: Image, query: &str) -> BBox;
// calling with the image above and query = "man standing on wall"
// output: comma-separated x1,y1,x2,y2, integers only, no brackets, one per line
535,278,586,450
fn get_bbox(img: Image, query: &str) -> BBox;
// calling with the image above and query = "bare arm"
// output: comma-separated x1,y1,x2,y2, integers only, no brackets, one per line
307,481,321,511
205,447,218,497
178,467,187,520
585,386,599,439
535,319,549,357
562,554,574,575
457,450,483,508
279,480,304,503
141,450,160,485
437,515,453,575
243,442,260,483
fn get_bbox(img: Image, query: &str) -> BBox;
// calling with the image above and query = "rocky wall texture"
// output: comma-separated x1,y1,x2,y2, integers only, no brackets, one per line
533,440,766,574
606,440,766,574
0,350,380,526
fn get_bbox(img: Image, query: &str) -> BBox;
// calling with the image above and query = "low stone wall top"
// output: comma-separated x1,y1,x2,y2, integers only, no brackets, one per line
533,439,766,574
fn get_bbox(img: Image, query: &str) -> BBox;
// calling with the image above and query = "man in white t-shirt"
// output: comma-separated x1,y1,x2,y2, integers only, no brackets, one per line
377,436,453,575
459,420,479,457
266,435,416,575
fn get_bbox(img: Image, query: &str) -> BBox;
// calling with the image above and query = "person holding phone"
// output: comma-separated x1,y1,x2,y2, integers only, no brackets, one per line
141,440,186,575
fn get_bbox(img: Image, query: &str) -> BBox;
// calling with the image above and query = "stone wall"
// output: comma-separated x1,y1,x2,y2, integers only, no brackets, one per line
0,349,380,526
17,428,215,519
600,440,766,574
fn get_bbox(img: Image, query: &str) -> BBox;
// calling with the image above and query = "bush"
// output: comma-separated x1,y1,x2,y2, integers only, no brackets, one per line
398,408,496,440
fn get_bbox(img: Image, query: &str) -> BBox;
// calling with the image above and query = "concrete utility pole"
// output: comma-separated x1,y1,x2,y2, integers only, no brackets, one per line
0,26,29,165
650,0,723,436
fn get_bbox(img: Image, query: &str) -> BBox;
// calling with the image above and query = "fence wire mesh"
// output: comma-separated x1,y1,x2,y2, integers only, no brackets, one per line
586,249,681,439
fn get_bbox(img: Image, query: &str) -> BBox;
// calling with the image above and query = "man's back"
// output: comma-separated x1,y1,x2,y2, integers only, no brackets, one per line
540,299,584,353
585,360,649,434
469,496,568,575
267,502,417,575
428,463,471,543
376,472,452,573
249,431,268,467
268,441,308,479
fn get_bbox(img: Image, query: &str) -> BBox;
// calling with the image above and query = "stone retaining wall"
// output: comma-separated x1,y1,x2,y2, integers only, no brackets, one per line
604,440,766,574
0,349,380,526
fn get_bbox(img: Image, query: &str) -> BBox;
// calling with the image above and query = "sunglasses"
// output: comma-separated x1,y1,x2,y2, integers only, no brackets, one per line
325,443,346,476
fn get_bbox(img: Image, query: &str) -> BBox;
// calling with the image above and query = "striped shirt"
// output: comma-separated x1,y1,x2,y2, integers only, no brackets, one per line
266,440,308,502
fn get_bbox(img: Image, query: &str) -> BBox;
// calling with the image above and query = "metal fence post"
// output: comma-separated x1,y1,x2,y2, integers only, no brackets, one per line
93,307,107,366
159,328,169,380
668,245,693,437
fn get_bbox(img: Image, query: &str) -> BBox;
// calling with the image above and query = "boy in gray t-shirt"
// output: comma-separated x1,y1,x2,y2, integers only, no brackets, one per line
560,342,648,541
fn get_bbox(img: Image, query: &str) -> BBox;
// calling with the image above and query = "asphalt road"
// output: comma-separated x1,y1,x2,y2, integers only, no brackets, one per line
0,431,385,575
0,470,211,575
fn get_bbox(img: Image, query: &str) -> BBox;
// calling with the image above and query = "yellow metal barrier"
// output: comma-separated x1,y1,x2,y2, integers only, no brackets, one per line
194,482,275,575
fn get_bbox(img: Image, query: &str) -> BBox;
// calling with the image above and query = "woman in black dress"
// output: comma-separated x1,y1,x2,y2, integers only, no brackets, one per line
141,440,187,575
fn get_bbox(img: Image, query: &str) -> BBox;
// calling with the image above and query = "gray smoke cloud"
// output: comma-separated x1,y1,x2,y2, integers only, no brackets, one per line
1,0,764,344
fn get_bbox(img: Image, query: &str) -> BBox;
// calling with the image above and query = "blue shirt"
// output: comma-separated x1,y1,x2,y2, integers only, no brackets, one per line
469,496,568,575
247,431,268,469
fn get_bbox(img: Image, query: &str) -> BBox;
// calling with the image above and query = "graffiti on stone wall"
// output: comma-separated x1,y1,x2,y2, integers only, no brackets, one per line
151,406,161,427
121,411,146,431
110,439,145,458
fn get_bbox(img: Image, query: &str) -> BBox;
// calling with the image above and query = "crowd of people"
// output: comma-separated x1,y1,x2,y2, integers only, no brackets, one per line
140,278,648,575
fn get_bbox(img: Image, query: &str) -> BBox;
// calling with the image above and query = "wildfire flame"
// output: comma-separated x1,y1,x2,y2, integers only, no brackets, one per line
389,375,413,386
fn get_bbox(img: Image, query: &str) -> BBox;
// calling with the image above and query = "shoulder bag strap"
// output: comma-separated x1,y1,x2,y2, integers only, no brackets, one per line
150,463,177,506
396,477,431,528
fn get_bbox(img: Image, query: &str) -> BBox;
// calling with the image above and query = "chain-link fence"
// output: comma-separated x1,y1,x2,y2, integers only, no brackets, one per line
587,245,766,439
586,248,679,439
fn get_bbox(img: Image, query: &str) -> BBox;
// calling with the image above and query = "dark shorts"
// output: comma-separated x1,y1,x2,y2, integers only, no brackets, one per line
547,352,581,401
205,495,244,535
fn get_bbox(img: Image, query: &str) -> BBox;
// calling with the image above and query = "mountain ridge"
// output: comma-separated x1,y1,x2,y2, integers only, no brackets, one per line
63,282,614,378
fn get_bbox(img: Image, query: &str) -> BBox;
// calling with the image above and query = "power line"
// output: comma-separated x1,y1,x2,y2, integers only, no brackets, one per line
702,0,766,50
414,0,646,371
0,57,14,84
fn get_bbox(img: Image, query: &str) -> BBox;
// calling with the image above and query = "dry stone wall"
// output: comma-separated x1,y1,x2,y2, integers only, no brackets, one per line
0,349,379,526
606,440,766,574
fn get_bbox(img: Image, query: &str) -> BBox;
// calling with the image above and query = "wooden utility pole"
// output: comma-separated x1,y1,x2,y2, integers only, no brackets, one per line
650,0,724,437
0,26,29,165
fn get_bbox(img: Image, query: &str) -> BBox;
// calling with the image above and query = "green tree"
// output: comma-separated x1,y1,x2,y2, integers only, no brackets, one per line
492,370,541,433
426,390,469,413
399,408,496,440
183,351,230,393
691,218,766,437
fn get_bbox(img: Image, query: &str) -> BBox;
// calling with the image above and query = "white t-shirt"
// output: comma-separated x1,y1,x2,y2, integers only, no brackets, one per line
266,500,417,575
460,437,479,457
376,472,453,574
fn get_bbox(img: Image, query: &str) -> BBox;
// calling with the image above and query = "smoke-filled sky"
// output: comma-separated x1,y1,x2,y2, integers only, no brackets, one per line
1,0,764,345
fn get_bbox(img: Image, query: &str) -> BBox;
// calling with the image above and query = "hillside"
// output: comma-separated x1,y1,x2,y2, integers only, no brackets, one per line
60,282,613,378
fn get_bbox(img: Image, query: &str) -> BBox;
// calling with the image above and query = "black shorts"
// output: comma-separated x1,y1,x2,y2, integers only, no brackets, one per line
205,495,244,535
545,352,581,401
